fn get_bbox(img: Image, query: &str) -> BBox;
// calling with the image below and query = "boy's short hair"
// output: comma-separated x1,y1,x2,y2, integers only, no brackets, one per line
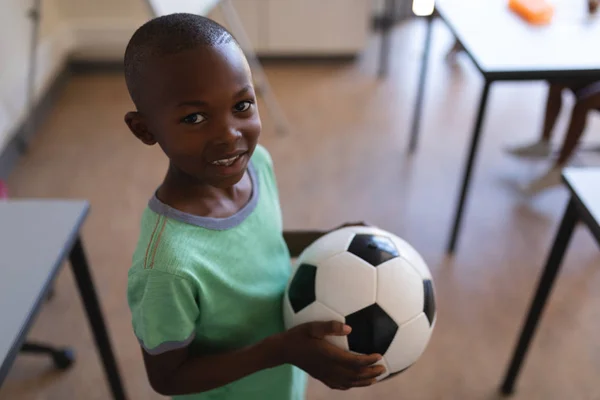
124,13,237,109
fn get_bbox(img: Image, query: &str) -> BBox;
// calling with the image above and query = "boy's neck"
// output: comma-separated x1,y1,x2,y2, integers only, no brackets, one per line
155,164,252,218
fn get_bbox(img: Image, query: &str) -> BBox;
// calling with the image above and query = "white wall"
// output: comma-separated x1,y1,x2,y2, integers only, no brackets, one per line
55,0,150,59
0,0,377,156
0,0,73,152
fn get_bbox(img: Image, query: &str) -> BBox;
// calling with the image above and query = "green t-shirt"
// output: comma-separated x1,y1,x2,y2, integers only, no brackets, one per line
127,145,307,400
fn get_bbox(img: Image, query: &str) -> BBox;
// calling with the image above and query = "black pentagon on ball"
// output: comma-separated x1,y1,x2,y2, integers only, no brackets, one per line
347,234,399,267
288,264,317,313
423,279,436,325
346,304,398,355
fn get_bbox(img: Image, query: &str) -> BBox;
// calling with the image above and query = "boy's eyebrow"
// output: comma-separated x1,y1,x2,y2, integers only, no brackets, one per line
235,85,253,97
177,85,254,107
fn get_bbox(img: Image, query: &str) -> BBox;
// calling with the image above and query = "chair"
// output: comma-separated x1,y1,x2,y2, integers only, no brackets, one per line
19,286,76,370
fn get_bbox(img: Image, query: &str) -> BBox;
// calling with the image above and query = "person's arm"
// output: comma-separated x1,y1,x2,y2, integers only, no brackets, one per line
142,334,282,396
143,321,385,396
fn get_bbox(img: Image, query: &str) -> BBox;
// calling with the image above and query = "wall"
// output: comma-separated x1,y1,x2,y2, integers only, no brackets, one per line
0,0,73,151
0,0,381,156
55,0,150,60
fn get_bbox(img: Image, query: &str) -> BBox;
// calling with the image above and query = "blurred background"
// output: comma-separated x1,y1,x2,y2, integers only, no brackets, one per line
1,0,599,399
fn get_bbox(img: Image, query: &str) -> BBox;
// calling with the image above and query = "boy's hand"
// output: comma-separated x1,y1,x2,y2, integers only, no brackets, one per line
330,221,372,232
280,321,386,390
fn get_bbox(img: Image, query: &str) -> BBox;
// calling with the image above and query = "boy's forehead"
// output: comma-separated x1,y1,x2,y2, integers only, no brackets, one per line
145,43,251,102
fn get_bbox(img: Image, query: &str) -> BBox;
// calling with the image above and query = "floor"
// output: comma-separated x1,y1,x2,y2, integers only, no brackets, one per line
2,20,600,400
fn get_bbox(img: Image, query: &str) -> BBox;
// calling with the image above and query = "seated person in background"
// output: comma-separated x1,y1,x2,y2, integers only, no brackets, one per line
506,80,600,195
446,39,600,195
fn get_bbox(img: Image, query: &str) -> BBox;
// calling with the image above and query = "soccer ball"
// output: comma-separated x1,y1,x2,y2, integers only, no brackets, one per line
283,226,436,381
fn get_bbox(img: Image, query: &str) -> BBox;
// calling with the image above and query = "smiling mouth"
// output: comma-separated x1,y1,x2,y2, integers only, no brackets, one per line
211,153,244,167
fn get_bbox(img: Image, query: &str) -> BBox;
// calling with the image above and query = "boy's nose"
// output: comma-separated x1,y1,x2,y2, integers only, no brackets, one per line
215,125,242,145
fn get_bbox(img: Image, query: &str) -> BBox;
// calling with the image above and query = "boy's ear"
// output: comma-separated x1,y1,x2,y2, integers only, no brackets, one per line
124,111,157,145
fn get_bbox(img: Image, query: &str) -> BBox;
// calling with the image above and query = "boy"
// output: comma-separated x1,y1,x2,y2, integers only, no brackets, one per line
123,13,385,400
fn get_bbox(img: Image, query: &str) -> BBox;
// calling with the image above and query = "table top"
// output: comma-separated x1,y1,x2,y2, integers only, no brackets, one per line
144,0,221,17
563,168,600,238
0,200,89,382
437,0,600,80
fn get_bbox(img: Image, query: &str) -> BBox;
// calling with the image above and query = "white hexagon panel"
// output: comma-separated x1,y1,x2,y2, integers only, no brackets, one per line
315,252,377,317
284,299,349,351
296,228,356,267
389,236,432,280
384,313,432,373
376,257,424,325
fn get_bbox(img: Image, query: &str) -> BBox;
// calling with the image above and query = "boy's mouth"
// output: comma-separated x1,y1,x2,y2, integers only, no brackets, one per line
211,155,240,167
209,150,248,169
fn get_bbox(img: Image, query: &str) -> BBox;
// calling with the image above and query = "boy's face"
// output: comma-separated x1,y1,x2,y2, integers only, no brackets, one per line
125,42,261,188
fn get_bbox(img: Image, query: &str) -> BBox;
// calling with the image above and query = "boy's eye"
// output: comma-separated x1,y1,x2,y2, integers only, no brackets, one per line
182,113,205,124
234,101,253,113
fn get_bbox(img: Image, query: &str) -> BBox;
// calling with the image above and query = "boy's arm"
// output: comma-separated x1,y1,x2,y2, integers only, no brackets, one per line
142,321,385,396
142,334,282,396
129,269,275,396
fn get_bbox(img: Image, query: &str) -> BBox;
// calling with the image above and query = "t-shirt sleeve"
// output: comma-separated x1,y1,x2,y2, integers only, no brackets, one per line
252,144,279,190
252,144,274,169
127,268,199,355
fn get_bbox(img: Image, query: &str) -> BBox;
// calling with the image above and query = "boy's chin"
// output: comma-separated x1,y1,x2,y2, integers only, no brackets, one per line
208,168,248,188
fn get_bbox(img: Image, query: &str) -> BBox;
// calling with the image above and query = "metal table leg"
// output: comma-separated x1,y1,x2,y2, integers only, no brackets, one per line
500,198,578,395
408,12,434,153
446,79,492,254
378,0,396,78
70,237,128,400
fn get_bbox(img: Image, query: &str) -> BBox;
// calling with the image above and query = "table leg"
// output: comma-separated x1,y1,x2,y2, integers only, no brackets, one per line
446,80,492,254
408,12,434,153
70,237,127,400
377,0,396,78
499,198,578,395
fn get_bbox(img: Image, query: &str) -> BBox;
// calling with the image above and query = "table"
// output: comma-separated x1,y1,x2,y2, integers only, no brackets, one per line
408,0,600,253
0,200,127,399
499,168,600,395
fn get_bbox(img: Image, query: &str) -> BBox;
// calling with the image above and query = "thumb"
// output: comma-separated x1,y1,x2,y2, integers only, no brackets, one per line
307,321,351,339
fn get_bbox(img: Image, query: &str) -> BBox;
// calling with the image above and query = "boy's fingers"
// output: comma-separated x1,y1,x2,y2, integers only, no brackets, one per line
324,345,382,370
307,321,351,338
355,365,386,380
344,352,382,369
331,385,350,391
336,221,370,229
350,378,378,388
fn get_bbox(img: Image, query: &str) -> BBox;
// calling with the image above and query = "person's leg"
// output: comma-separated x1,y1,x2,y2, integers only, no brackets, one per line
506,83,565,159
541,83,565,141
520,91,600,195
555,96,599,164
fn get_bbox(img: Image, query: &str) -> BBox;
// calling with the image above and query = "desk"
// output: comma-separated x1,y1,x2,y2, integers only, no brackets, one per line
500,168,600,395
408,0,600,253
0,200,127,399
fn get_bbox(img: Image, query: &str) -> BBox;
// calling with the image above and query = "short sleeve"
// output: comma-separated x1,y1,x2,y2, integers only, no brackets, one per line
127,269,199,355
251,144,279,191
252,144,274,168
